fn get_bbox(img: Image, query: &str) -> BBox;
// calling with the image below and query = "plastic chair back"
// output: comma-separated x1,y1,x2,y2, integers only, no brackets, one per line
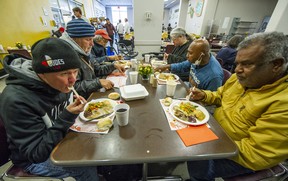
222,68,231,85
7,49,32,59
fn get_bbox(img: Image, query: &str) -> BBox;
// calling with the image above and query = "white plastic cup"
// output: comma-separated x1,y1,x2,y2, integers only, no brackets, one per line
114,103,130,126
166,80,177,97
145,54,150,63
129,71,138,84
131,59,137,69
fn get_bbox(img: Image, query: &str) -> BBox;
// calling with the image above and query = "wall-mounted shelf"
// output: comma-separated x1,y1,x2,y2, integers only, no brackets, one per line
228,18,258,37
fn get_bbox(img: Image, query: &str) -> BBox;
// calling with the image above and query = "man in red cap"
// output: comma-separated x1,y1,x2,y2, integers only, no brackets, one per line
91,29,122,63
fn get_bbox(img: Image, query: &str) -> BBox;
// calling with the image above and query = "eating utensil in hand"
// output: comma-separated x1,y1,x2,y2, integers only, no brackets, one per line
186,86,196,101
68,86,84,104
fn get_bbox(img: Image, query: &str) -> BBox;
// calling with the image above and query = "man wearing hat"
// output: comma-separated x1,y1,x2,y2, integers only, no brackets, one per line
91,29,123,63
104,18,116,47
0,38,99,180
61,18,125,99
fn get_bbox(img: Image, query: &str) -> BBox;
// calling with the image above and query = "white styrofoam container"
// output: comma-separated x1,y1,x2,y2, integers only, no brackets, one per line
120,84,149,101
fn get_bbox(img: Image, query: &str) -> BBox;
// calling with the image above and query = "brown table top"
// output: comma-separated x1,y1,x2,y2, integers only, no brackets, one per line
50,73,237,167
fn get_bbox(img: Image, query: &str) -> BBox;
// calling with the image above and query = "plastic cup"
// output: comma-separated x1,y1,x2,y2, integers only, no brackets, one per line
131,59,137,69
166,80,177,97
145,54,150,63
114,103,130,126
129,71,138,84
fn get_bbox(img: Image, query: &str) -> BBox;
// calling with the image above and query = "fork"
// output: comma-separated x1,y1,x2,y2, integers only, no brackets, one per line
186,86,196,101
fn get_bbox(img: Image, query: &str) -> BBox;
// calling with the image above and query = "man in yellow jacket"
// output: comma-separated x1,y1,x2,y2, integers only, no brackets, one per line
187,31,288,180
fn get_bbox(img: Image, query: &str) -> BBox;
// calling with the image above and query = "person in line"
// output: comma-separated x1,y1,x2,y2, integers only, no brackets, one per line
117,19,124,41
60,19,125,99
167,23,172,40
216,35,244,72
187,31,288,180
155,39,223,91
104,18,116,47
72,7,90,23
124,18,130,35
91,29,123,63
0,38,99,181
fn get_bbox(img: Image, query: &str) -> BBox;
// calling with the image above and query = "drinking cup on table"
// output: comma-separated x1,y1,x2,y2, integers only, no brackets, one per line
145,54,150,63
114,103,130,126
131,59,137,69
129,71,138,84
166,80,177,97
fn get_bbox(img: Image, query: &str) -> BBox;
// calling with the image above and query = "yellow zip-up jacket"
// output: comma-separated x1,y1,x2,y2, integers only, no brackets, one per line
203,74,288,171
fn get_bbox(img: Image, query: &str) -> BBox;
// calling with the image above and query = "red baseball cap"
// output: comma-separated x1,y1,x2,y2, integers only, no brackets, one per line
95,29,111,40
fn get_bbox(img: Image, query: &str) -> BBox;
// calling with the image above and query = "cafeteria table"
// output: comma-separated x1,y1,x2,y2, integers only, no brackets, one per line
50,73,238,180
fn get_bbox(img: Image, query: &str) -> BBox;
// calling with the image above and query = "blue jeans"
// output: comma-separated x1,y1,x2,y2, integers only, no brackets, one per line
187,159,254,181
24,159,99,181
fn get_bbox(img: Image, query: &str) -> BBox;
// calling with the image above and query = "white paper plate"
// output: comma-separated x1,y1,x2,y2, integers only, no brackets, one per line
156,73,179,82
120,84,149,101
169,100,209,126
79,98,117,122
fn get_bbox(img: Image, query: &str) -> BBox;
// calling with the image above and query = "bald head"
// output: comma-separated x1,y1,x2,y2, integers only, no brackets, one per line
187,39,210,65
191,39,210,54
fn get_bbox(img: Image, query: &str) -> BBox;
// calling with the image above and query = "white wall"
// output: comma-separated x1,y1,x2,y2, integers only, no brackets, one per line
133,0,164,58
266,0,288,34
213,0,277,35
176,0,278,36
168,5,180,28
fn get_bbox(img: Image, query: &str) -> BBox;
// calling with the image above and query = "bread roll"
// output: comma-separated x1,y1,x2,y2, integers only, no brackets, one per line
163,97,172,106
97,118,113,131
108,92,120,100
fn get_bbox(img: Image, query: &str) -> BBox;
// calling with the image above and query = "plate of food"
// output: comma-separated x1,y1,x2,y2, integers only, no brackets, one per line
156,73,179,82
79,98,117,122
169,101,209,126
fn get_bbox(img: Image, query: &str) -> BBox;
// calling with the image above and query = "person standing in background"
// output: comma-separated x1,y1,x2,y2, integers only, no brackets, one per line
72,7,90,23
124,18,130,35
117,19,124,41
104,18,116,47
167,23,172,40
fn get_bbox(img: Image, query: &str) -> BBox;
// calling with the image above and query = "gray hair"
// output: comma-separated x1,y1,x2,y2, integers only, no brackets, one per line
170,27,186,38
94,35,104,42
237,32,288,65
227,35,244,49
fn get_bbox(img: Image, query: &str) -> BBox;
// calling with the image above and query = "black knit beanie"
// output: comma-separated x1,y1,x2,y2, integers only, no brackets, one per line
31,38,81,73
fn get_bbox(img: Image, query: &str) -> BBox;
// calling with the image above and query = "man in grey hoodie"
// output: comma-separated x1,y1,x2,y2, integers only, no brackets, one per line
61,19,125,99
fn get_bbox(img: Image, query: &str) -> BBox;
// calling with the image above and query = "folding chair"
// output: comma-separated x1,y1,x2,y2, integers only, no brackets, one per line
7,49,32,59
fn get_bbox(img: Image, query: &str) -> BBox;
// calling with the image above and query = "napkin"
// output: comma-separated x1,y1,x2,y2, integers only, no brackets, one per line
176,125,218,146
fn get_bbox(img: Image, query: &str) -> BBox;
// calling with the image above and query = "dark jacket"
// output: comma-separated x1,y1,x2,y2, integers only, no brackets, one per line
216,46,237,71
167,40,191,64
61,32,115,99
91,42,109,63
0,54,77,168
